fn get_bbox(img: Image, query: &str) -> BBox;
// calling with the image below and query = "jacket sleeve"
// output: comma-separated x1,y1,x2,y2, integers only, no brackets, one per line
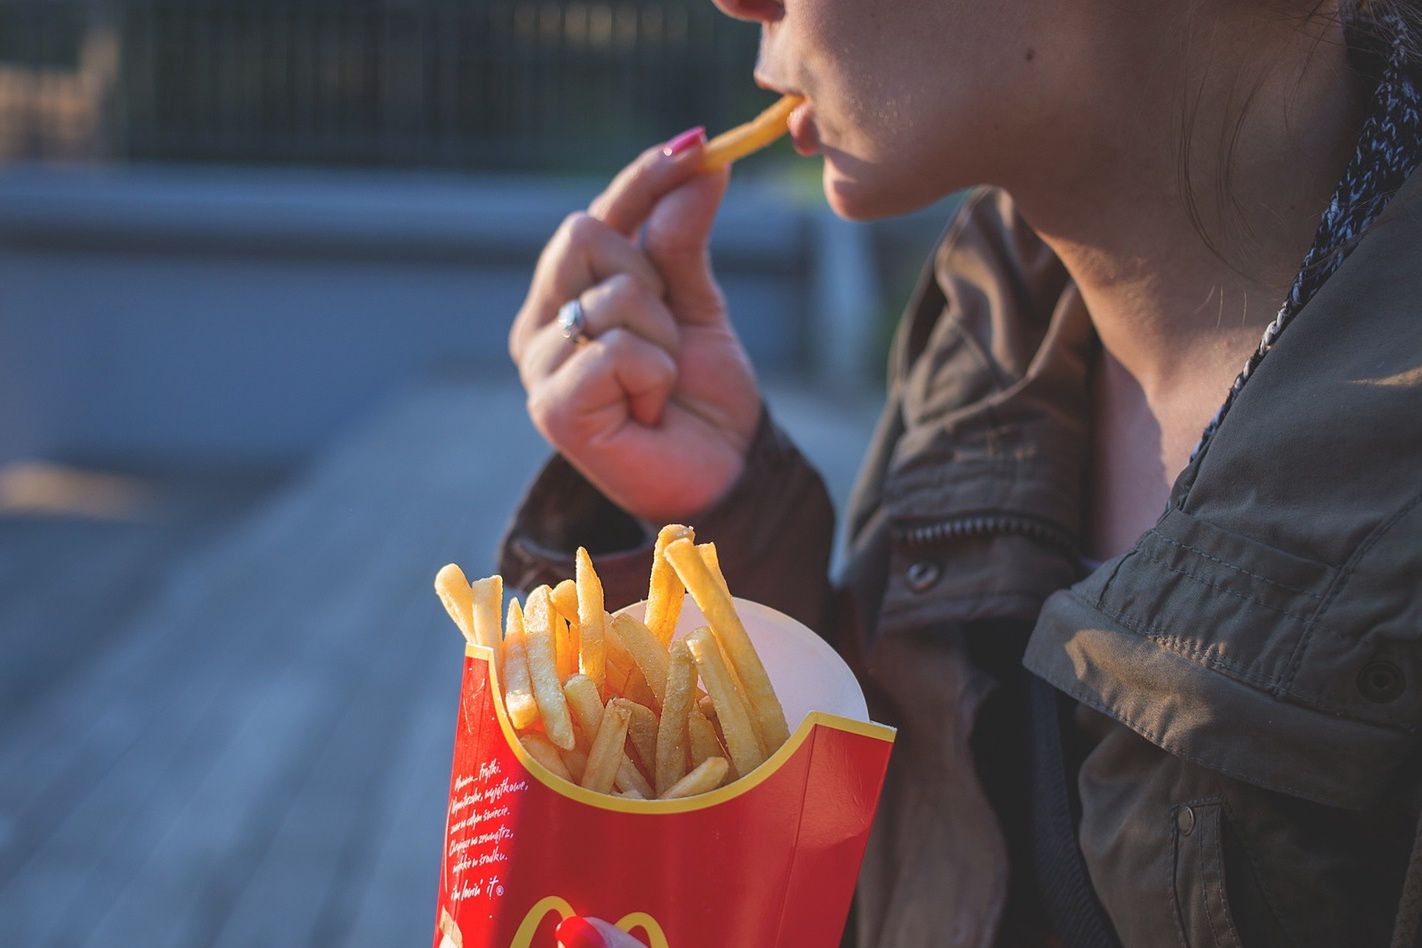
498,405,836,633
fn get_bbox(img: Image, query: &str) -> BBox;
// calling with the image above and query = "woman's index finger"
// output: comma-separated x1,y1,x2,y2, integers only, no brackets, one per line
588,134,708,238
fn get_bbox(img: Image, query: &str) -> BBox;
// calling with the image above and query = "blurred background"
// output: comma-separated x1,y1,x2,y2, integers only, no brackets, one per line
0,1,959,943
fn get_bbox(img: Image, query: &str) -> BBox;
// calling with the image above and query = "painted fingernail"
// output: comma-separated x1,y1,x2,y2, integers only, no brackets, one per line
556,916,608,948
662,126,706,158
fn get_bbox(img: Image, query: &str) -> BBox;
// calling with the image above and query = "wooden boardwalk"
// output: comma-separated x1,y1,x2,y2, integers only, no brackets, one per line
0,377,879,947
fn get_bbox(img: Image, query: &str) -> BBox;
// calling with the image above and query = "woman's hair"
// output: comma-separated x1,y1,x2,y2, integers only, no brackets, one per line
1344,1,1422,68
1181,0,1421,272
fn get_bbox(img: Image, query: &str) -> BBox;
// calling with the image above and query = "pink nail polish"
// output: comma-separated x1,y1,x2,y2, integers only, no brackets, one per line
556,916,608,948
662,126,706,158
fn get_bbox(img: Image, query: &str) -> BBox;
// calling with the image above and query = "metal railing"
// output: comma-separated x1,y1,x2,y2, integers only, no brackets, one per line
0,0,764,172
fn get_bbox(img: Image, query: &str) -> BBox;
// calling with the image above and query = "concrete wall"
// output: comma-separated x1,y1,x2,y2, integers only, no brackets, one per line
0,165,822,471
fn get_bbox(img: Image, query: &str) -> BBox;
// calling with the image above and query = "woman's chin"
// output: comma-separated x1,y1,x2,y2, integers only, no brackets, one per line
822,154,929,221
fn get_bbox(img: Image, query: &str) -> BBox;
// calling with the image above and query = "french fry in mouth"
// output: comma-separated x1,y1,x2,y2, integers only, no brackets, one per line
701,94,804,170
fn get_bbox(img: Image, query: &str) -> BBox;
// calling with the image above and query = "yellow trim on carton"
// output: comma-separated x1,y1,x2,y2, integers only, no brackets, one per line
464,643,896,814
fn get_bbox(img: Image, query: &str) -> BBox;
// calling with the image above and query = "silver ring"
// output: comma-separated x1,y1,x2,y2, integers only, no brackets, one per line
556,298,588,345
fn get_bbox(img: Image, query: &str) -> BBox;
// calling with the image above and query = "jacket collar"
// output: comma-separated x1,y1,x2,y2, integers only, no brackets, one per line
1026,164,1422,809
877,188,1097,624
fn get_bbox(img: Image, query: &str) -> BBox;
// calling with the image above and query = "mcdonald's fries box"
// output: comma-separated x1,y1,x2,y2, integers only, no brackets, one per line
431,597,895,948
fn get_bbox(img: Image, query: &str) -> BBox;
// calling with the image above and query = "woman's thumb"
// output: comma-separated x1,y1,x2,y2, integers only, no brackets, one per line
642,164,730,316
555,915,644,947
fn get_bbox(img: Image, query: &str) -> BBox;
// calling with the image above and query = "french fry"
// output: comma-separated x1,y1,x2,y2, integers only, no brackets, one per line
604,654,633,695
566,674,650,789
661,757,730,799
582,700,630,793
687,709,727,772
604,621,658,707
701,94,803,171
554,614,578,682
438,523,803,803
645,524,693,645
524,586,577,750
469,575,503,650
697,542,725,591
563,674,604,735
603,612,632,662
434,564,476,643
520,733,574,781
666,538,790,749
501,600,540,730
576,547,606,692
615,755,655,798
613,697,659,780
696,542,736,715
685,627,765,775
714,685,760,778
550,579,580,625
623,669,659,711
718,637,765,749
694,544,745,725
566,597,583,676
562,748,588,783
656,640,696,795
610,613,671,710
671,541,758,708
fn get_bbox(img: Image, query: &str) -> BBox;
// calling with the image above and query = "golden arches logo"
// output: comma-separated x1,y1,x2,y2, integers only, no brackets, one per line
510,895,668,948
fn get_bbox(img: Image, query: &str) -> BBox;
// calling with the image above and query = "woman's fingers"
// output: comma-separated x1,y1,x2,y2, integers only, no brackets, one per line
556,915,645,948
642,166,730,319
517,274,681,388
527,328,679,445
513,135,734,378
588,137,708,238
587,135,732,314
506,132,754,524
511,212,665,363
580,274,681,354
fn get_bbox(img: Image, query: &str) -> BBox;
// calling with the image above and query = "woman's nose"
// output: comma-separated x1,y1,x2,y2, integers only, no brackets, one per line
708,0,783,25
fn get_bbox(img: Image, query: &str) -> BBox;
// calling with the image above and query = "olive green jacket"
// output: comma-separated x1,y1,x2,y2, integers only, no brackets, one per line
501,169,1422,946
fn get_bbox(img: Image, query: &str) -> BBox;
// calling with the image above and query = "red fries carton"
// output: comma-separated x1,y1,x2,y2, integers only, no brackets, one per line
432,598,895,948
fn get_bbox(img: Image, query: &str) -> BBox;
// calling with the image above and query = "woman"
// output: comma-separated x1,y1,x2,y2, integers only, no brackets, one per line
504,1,1422,945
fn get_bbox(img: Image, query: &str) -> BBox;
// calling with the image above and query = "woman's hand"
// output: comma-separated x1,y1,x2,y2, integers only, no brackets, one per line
555,915,644,948
509,131,763,524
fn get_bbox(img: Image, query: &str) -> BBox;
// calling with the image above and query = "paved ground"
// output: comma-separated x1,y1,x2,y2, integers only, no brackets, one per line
0,374,882,946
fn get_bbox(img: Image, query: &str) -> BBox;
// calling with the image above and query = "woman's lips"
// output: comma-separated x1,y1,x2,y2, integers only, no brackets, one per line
787,100,819,156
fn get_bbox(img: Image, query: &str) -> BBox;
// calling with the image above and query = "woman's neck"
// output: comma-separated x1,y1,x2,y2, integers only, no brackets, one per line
1007,4,1367,554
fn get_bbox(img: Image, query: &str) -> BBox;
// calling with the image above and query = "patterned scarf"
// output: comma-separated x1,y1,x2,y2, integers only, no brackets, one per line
1190,12,1422,462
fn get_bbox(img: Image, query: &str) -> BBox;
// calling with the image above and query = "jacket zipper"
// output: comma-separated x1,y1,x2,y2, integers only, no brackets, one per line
896,513,1078,556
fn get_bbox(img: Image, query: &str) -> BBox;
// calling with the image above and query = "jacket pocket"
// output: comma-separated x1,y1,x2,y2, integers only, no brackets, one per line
1171,799,1243,948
